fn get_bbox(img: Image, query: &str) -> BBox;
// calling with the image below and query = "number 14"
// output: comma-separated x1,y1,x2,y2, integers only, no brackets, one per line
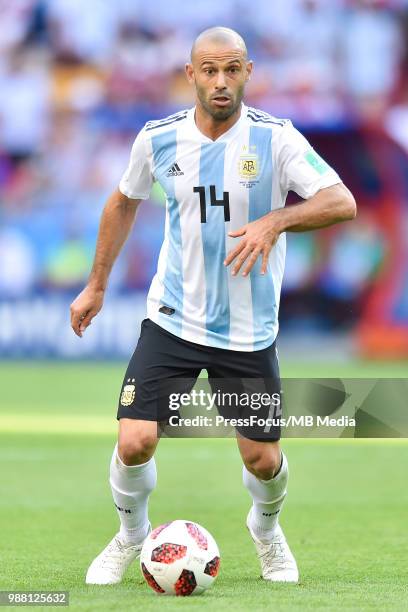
193,185,230,223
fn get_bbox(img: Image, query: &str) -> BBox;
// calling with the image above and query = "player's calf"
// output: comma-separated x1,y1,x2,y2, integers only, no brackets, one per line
241,448,299,581
86,421,159,585
243,450,287,542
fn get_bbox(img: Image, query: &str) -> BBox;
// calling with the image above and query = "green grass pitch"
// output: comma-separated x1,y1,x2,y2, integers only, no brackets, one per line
0,361,407,611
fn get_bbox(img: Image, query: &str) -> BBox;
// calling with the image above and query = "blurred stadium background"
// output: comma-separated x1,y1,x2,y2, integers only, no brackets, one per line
1,3,408,607
1,0,408,362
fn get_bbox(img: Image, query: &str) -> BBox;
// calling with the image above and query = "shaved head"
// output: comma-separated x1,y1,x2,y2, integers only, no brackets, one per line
185,26,252,126
191,27,247,62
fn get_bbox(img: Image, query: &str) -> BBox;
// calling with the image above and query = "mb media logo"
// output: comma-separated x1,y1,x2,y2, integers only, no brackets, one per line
166,162,184,177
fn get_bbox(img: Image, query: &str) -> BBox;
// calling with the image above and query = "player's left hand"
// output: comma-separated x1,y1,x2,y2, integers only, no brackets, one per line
224,216,280,276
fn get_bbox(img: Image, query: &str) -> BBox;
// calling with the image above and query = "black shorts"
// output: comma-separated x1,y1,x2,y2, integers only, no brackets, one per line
117,318,282,441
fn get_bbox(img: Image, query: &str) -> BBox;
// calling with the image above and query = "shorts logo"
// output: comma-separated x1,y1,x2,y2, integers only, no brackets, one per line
121,378,136,406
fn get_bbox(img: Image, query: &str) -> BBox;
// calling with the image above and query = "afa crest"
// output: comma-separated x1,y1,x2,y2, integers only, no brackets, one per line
239,155,259,179
121,379,136,406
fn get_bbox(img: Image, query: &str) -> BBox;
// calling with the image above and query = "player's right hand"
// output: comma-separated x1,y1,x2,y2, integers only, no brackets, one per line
70,286,105,337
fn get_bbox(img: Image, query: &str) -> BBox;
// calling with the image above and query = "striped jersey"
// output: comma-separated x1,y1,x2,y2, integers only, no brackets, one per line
119,103,341,351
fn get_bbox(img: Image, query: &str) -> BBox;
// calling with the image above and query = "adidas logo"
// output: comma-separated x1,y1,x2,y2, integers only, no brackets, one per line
166,162,184,177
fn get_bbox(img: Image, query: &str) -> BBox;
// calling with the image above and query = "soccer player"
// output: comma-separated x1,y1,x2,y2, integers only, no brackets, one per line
71,27,356,585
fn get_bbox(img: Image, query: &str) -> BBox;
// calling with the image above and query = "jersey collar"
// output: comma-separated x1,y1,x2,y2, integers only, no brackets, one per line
187,102,247,143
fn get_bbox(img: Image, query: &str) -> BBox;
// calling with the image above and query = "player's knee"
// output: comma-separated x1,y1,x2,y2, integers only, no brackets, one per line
118,434,157,466
244,448,281,480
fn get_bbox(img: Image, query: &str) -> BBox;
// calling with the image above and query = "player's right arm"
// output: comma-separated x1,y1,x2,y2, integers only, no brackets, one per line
70,127,153,337
70,190,142,337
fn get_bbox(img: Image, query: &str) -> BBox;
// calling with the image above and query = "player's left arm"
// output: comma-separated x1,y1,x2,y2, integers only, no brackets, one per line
224,182,356,276
225,120,356,276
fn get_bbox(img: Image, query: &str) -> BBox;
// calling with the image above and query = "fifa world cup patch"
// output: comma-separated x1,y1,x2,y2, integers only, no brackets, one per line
304,150,330,175
120,379,136,406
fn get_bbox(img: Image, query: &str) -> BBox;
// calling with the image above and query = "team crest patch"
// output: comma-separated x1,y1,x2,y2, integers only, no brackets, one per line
238,155,259,179
121,378,136,406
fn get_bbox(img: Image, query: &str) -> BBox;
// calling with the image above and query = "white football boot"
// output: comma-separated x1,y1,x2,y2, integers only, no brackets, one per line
86,528,150,585
246,513,299,583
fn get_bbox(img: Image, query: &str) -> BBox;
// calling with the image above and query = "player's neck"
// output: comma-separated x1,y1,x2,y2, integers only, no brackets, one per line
194,104,242,141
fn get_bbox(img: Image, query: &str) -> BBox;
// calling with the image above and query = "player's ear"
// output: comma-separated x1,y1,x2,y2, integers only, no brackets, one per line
185,63,195,84
245,60,253,82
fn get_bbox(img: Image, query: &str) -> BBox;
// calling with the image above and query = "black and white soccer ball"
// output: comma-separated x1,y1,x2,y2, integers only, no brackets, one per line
140,520,220,596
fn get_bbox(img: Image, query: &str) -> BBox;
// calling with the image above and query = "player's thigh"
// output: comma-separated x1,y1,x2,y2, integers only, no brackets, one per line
207,340,282,442
117,318,203,424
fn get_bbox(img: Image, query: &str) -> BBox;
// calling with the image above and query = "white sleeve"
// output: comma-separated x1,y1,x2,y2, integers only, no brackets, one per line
276,121,341,200
119,128,153,200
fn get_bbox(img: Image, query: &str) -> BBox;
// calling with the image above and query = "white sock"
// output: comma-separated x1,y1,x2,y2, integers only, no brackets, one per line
109,443,157,545
243,452,288,543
